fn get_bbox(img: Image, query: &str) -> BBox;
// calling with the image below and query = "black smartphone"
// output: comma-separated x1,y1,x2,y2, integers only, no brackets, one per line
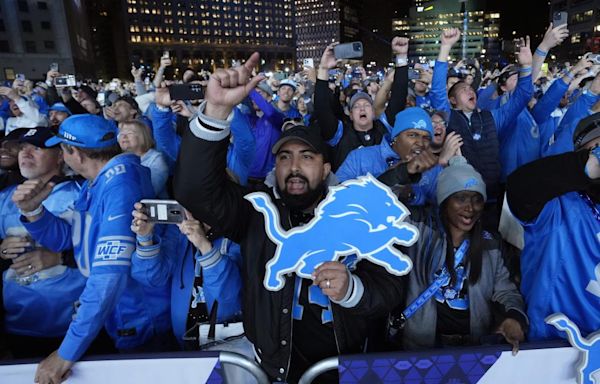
140,199,185,224
553,11,568,28
168,83,204,101
408,69,420,80
334,42,363,60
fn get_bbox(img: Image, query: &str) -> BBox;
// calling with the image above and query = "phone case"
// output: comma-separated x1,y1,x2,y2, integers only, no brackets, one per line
334,42,363,60
141,199,185,224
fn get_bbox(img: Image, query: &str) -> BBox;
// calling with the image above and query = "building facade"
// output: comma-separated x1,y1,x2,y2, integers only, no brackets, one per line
392,0,501,62
295,0,362,66
549,0,599,60
0,0,94,81
88,0,296,80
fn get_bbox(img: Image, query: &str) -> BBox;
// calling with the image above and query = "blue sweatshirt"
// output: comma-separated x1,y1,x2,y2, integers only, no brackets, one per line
132,225,242,347
23,154,171,361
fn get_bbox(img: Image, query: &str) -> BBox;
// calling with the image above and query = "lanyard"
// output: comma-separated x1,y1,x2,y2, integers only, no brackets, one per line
401,239,470,321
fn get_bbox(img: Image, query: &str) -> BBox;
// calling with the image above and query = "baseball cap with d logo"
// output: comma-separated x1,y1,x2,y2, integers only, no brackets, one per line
45,114,118,149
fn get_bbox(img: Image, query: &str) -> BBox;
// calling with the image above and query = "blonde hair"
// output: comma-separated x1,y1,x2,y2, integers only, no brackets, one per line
118,120,154,153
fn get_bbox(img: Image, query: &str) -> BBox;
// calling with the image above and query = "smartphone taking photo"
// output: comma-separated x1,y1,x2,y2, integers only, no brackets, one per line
141,199,186,224
168,83,204,101
334,42,363,60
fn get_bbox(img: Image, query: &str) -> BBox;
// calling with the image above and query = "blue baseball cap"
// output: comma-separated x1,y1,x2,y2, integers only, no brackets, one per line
45,114,118,149
49,102,72,115
392,107,434,139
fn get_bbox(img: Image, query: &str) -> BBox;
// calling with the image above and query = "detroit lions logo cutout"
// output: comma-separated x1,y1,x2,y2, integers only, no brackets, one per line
245,174,419,291
546,313,600,384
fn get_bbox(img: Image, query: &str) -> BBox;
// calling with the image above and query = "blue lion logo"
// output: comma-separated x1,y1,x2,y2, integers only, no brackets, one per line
245,174,419,291
546,313,600,384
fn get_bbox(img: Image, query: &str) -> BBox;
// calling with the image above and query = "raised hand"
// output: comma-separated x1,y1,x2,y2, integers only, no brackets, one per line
319,43,339,70
539,23,569,51
441,28,461,47
392,37,409,57
205,52,264,120
438,132,464,167
516,36,533,67
312,261,350,301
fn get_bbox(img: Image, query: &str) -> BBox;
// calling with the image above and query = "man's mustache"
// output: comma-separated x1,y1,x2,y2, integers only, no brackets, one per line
285,172,309,184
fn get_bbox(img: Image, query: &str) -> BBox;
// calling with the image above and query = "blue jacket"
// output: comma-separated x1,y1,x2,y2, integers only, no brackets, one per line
243,90,285,179
132,225,242,347
546,90,600,156
336,139,441,205
518,192,600,340
149,103,254,185
1,180,86,338
23,154,171,361
496,78,568,180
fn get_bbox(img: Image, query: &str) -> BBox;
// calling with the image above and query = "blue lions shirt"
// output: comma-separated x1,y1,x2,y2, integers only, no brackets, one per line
23,154,171,361
519,191,600,340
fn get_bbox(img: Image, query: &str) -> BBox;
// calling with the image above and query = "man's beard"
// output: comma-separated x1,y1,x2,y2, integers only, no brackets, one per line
277,173,327,211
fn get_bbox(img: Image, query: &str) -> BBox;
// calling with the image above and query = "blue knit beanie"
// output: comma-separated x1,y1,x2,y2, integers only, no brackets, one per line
392,107,434,139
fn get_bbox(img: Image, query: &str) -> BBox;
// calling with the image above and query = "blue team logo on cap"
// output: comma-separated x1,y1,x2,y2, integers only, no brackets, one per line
546,313,600,384
245,174,418,291
412,119,428,130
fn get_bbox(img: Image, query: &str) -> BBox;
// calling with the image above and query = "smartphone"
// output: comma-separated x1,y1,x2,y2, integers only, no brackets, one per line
553,11,568,27
589,54,600,65
97,92,105,107
168,83,204,101
334,42,363,60
303,58,314,69
16,73,25,82
140,199,185,224
162,50,169,59
408,69,420,80
49,62,59,72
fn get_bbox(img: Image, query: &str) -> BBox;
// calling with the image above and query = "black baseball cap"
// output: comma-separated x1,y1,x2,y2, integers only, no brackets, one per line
18,127,60,148
271,125,329,162
574,112,600,149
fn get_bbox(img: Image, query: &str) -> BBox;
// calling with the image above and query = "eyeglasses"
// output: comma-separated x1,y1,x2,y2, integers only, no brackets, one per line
432,120,446,127
352,103,372,110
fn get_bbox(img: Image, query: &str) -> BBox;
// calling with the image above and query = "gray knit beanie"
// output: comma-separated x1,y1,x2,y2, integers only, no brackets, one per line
436,156,487,204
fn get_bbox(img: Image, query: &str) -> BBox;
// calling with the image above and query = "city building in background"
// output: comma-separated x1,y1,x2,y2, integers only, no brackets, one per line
295,0,362,66
549,0,600,61
392,0,501,63
0,0,95,81
88,0,296,80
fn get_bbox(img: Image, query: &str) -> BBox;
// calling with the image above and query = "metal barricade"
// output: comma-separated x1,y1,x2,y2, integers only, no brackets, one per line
219,351,270,384
298,356,339,384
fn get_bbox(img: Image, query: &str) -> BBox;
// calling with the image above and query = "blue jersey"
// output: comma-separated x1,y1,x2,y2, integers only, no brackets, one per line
519,192,600,340
1,180,86,337
132,224,242,347
23,154,171,361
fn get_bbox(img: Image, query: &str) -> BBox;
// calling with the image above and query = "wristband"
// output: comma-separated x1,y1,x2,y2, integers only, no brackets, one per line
395,56,408,67
534,48,548,57
136,233,153,243
20,205,44,218
518,66,532,72
564,70,575,80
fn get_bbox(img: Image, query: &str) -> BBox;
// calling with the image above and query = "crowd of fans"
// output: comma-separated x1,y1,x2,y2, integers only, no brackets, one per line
0,21,599,384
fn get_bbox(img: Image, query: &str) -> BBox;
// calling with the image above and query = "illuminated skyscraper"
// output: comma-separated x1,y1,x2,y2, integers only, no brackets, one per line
88,0,296,79
392,0,501,62
0,0,95,80
549,0,599,60
295,0,362,65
